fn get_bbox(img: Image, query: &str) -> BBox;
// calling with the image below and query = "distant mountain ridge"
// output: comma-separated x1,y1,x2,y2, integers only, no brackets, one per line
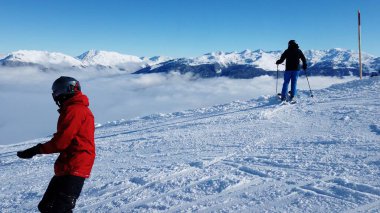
0,49,379,77
0,50,171,72
136,48,379,78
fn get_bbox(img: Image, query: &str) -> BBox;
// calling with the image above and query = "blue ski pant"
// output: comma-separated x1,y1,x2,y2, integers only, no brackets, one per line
281,70,300,99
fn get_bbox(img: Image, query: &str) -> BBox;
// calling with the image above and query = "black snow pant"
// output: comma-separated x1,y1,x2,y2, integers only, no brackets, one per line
38,175,85,213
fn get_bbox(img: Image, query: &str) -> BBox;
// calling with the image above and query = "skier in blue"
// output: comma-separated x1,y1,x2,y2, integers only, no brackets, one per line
276,40,307,102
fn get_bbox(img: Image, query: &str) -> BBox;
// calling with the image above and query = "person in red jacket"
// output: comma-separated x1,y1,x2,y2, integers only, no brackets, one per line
17,76,95,213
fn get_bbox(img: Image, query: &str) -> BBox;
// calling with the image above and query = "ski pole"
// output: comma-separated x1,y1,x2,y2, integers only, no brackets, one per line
304,69,314,97
276,64,279,94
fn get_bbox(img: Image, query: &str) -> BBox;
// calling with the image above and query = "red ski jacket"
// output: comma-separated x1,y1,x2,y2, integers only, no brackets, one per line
40,92,95,178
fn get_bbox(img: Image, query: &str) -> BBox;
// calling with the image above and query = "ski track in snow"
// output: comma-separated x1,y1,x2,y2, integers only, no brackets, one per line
0,78,379,212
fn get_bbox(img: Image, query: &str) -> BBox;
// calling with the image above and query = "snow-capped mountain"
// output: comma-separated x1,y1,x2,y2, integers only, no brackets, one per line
0,50,82,70
1,49,379,77
140,56,173,66
77,50,145,71
135,48,380,78
0,50,172,72
303,48,377,76
371,57,380,71
188,49,282,70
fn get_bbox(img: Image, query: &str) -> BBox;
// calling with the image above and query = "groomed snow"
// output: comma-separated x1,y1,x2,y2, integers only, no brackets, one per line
0,77,379,212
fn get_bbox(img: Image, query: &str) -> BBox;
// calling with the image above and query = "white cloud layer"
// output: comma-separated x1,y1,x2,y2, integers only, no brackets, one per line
0,67,356,145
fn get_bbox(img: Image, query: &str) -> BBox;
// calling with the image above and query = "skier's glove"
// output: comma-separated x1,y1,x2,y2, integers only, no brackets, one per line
276,60,281,65
302,64,307,70
17,144,42,159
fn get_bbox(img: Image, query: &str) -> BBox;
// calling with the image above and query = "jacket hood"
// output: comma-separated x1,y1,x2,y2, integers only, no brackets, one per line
288,40,299,50
61,92,89,109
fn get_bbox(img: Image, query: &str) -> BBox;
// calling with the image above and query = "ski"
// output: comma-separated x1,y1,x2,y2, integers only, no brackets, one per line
277,91,297,104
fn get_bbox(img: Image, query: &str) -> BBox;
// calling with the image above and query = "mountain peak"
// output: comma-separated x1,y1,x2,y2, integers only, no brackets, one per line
1,50,81,67
77,49,100,60
253,49,265,53
239,49,253,54
77,50,143,67
207,51,225,56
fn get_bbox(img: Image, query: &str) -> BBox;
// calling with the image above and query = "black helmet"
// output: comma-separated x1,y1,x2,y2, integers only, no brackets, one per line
52,76,81,106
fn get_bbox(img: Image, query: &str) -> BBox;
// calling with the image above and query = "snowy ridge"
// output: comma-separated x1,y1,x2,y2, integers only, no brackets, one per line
188,49,282,70
0,50,82,68
140,56,173,66
136,48,380,78
1,77,379,212
0,50,173,72
1,49,379,76
78,50,143,66
304,48,375,70
190,48,376,70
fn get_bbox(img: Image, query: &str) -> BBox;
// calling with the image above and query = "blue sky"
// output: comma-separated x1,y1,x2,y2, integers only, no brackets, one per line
0,0,379,57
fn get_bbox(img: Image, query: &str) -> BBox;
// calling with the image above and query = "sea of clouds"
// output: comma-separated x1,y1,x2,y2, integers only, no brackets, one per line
0,67,356,145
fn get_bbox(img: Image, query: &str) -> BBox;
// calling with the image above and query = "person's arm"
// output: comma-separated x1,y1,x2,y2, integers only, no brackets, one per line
40,108,84,154
300,50,307,70
276,50,287,64
17,144,42,159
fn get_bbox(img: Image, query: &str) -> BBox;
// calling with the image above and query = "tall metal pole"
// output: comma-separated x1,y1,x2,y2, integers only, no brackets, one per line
358,10,362,80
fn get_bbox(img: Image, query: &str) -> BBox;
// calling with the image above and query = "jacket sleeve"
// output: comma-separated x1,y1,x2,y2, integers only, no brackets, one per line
299,50,307,67
40,108,84,154
276,50,287,64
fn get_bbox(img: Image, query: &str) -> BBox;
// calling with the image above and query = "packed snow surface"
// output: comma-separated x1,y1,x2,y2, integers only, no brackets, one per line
0,78,379,212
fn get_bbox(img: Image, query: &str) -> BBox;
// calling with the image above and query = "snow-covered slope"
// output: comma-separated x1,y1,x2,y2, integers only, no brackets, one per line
1,77,379,212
